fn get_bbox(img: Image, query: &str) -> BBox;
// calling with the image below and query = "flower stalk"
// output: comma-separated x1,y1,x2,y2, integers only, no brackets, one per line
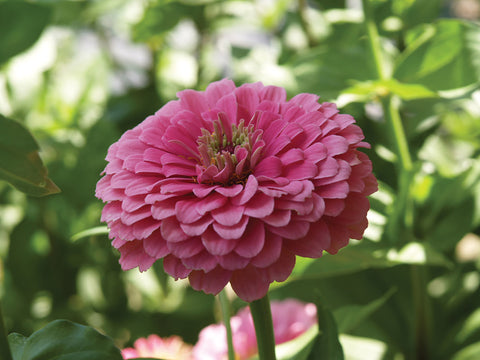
0,302,13,360
249,294,276,360
219,290,236,360
361,0,430,358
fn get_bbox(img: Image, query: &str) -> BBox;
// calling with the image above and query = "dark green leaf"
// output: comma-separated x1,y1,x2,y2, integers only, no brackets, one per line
0,115,60,196
334,288,396,334
8,320,123,360
308,302,344,360
0,2,51,64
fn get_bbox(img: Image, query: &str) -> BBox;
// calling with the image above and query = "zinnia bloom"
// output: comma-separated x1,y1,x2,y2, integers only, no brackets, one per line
192,299,317,360
122,335,192,359
96,79,377,301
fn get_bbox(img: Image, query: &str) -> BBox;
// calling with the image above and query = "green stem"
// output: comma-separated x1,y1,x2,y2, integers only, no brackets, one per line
250,294,276,360
0,302,13,360
219,290,236,360
361,1,430,359
361,0,387,81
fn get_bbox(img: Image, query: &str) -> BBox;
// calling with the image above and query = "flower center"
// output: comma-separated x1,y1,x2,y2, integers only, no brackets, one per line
196,112,264,185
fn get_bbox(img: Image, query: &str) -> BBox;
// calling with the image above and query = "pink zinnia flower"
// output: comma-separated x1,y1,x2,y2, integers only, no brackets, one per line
192,299,318,360
122,335,193,359
96,79,377,301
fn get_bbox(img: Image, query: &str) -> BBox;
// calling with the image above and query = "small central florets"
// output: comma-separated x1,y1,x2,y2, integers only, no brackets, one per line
196,112,264,185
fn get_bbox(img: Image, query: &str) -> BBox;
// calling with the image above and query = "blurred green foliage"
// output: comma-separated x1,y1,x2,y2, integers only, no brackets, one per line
1,0,480,359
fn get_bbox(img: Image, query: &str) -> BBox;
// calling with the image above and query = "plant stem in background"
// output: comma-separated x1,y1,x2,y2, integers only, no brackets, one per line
0,302,13,360
250,294,277,360
219,290,236,360
361,1,430,359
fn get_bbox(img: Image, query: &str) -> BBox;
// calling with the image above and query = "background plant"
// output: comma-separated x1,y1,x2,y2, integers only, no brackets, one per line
1,0,480,359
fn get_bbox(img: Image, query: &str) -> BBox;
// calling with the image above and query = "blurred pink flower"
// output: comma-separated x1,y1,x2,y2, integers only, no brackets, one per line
122,334,192,359
96,79,377,301
192,299,317,360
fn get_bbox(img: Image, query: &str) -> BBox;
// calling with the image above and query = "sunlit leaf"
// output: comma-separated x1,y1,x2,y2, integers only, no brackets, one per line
452,342,480,360
0,115,60,196
71,226,109,242
394,20,480,91
0,2,51,64
8,320,123,360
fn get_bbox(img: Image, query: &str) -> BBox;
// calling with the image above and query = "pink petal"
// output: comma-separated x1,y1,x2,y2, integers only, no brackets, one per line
163,255,191,279
101,202,122,222
180,216,214,236
244,193,275,218
189,267,232,295
323,135,349,156
195,193,228,215
177,89,208,114
201,228,239,255
260,248,296,282
235,220,265,258
218,252,250,270
216,93,238,126
143,230,169,258
182,251,219,272
132,218,161,239
151,199,177,220
161,217,189,243
251,232,283,267
167,237,204,258
118,241,156,272
280,148,304,166
175,199,203,224
283,162,318,180
213,215,249,239
286,220,330,257
268,220,310,240
122,195,147,212
254,156,283,178
121,206,152,225
231,175,258,205
289,93,320,112
215,185,243,197
261,210,291,227
205,79,236,106
318,181,349,199
260,85,286,103
230,266,270,302
211,201,245,226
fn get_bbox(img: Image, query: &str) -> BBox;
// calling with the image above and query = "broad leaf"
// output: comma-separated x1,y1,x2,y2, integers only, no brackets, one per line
0,115,60,196
8,320,123,360
452,342,480,360
0,2,51,64
334,288,396,334
394,20,480,91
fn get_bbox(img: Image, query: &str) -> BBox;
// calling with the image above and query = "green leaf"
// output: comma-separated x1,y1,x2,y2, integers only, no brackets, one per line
342,79,437,101
334,288,396,334
0,2,51,64
308,302,344,360
71,226,109,242
8,320,123,360
0,115,60,196
286,240,452,284
391,0,444,30
452,342,480,360
394,20,480,91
